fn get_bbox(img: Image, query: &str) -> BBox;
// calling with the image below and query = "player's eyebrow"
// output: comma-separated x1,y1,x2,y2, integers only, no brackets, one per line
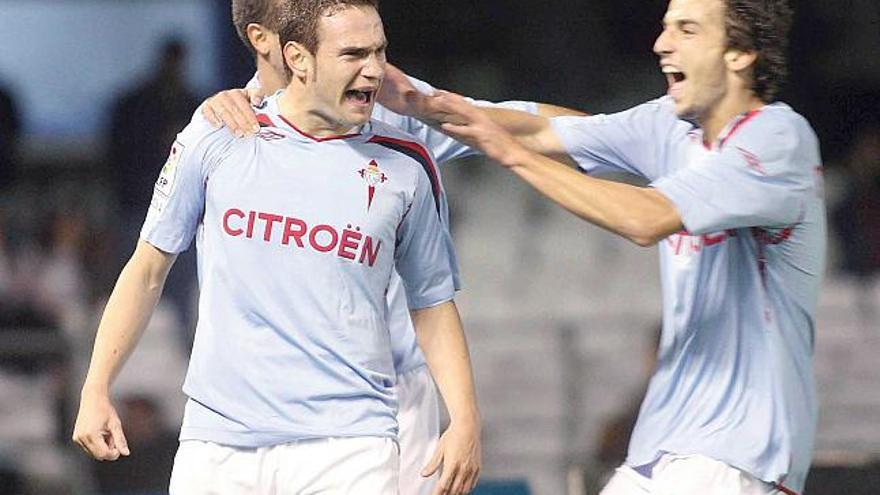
339,40,388,57
661,17,701,31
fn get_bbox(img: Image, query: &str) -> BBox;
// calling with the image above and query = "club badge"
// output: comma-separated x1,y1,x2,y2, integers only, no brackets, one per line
358,160,388,211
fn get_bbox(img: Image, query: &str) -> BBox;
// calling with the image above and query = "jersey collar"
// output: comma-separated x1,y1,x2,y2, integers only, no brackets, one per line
262,91,375,143
687,108,764,151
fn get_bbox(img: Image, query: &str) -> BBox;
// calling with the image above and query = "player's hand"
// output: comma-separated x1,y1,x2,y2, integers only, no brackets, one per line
72,389,130,461
201,88,263,137
376,64,424,117
422,420,482,494
430,91,530,168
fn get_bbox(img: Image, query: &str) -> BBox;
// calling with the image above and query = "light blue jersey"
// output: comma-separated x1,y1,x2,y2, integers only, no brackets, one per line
245,74,537,376
141,92,458,448
552,97,825,493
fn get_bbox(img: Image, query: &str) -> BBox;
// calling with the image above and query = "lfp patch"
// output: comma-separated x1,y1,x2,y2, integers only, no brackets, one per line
156,141,184,198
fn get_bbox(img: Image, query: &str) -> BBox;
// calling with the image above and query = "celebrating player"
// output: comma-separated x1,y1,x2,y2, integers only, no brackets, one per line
202,2,586,494
72,1,481,494
384,0,824,494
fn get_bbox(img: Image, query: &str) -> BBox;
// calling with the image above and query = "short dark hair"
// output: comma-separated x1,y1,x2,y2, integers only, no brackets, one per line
724,0,793,102
232,0,283,56
278,0,380,56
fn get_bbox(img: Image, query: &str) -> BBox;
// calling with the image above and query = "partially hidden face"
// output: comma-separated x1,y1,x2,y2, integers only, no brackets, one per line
653,0,730,119
309,5,387,129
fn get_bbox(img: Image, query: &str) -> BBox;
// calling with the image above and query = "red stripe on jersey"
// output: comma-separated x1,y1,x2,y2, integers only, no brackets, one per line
368,135,442,217
256,114,275,128
773,483,800,495
718,109,762,149
368,136,440,194
752,226,795,245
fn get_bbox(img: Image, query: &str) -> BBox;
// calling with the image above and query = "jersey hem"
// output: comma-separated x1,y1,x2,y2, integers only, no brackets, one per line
179,426,398,449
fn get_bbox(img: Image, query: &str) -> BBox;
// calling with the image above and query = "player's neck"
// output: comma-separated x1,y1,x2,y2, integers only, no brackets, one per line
277,87,357,138
700,90,765,144
256,59,286,95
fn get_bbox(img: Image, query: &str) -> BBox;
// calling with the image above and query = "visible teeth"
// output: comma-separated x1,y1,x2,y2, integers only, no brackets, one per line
662,66,681,74
347,90,373,104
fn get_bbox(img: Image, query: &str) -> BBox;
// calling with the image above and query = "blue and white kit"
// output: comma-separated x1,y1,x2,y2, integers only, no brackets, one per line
552,96,826,493
141,92,458,448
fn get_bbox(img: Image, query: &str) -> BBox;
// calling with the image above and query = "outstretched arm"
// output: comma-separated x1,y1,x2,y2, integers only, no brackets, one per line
73,240,176,460
429,92,683,246
377,65,578,162
202,64,586,166
411,301,481,495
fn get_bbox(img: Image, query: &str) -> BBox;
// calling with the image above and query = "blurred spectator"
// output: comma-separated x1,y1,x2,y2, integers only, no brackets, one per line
91,394,178,495
107,37,200,341
0,80,20,191
0,463,25,495
109,37,199,217
832,125,880,279
831,125,880,325
32,209,91,332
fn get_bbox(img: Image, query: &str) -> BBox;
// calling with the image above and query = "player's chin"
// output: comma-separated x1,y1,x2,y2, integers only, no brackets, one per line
672,100,695,118
343,106,374,125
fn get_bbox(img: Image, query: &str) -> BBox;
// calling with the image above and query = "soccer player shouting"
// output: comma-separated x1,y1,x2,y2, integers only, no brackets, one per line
201,2,586,494
388,0,825,494
72,1,480,494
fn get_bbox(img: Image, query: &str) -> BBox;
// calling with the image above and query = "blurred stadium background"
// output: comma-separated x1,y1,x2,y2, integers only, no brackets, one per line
0,0,878,494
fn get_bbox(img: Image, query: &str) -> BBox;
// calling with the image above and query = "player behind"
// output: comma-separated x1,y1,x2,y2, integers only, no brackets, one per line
202,3,587,494
386,0,825,494
72,1,481,493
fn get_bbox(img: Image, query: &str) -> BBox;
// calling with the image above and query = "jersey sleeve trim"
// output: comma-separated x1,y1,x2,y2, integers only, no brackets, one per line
368,135,442,217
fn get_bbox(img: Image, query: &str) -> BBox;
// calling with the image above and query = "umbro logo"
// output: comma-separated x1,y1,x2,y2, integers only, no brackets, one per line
258,130,286,141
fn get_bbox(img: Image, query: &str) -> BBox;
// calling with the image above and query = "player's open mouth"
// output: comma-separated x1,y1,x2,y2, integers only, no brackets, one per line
662,66,687,99
345,89,375,106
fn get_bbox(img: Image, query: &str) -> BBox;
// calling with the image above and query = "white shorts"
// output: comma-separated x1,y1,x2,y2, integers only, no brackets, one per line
169,436,398,495
397,365,440,495
599,454,793,495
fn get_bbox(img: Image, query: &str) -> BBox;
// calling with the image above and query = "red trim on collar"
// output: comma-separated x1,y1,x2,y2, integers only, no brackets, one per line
718,109,762,149
276,114,361,142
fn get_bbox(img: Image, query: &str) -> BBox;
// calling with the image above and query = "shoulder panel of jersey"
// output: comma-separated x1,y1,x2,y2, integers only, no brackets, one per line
367,120,443,218
179,110,239,177
718,102,813,163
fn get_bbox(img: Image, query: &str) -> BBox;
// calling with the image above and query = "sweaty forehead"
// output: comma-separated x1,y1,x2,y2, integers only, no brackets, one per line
665,0,725,26
317,5,386,50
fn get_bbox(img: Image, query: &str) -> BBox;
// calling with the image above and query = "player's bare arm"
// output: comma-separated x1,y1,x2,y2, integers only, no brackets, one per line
535,103,588,118
411,301,481,495
206,62,590,147
432,92,683,246
377,64,579,162
73,240,177,460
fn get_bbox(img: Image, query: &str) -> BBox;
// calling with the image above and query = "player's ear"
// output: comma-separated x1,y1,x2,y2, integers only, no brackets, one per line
247,23,276,57
724,48,757,72
283,41,311,81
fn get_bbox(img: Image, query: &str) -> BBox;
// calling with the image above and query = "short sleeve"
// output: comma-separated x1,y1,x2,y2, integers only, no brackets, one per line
394,154,458,310
140,115,233,254
652,116,815,234
372,76,539,164
550,97,680,180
